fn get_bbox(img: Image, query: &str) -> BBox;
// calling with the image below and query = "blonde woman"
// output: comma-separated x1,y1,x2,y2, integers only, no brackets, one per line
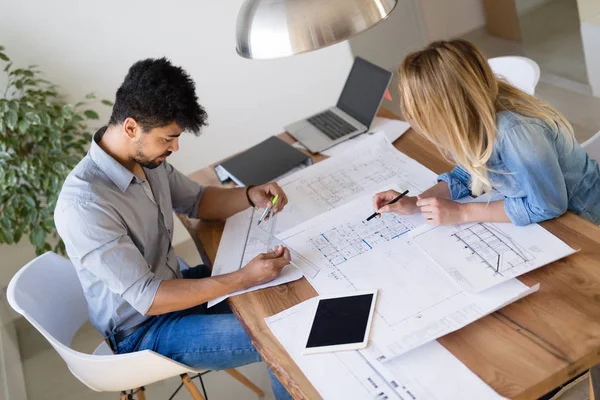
373,39,600,226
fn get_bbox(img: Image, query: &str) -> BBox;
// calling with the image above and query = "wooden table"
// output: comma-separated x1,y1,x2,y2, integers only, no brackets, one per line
184,109,600,399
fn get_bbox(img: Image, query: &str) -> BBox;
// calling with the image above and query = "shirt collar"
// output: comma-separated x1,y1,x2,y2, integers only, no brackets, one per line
89,126,139,192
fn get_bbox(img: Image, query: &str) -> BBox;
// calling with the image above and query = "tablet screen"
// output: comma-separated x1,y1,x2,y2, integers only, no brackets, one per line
306,293,375,349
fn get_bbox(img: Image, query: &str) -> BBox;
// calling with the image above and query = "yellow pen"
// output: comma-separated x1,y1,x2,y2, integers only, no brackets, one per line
257,194,279,226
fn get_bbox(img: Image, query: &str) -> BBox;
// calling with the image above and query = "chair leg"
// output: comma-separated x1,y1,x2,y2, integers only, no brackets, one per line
225,368,265,397
120,391,131,400
136,387,146,400
181,373,206,400
591,364,600,400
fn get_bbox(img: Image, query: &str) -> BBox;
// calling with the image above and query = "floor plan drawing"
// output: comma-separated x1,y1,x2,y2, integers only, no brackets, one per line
451,223,534,276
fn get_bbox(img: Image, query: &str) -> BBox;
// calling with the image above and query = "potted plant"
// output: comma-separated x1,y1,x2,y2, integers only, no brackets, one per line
0,45,111,255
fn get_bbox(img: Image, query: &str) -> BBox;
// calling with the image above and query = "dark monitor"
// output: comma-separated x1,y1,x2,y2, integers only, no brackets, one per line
336,57,392,128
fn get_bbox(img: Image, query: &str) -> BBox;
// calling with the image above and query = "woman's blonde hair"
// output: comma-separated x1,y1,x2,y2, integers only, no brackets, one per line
399,39,573,195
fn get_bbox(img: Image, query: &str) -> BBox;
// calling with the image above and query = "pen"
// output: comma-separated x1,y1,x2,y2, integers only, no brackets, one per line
366,189,409,221
257,194,279,225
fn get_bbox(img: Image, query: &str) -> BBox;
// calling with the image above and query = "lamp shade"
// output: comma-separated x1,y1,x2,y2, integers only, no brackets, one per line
236,0,397,60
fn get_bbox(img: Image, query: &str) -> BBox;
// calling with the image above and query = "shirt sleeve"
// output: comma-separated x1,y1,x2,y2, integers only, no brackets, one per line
500,122,568,226
55,201,162,315
437,166,472,200
164,161,204,218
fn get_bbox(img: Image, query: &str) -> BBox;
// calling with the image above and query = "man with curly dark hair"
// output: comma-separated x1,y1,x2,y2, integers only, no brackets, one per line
55,58,293,399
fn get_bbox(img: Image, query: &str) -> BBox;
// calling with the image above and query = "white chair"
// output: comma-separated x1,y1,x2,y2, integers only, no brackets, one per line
488,56,541,95
582,130,600,162
7,252,265,400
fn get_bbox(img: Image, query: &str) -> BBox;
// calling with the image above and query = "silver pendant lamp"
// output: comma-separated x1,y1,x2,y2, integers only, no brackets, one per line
236,0,398,60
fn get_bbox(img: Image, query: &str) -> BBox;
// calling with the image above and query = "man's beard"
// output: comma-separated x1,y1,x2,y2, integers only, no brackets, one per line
134,149,172,169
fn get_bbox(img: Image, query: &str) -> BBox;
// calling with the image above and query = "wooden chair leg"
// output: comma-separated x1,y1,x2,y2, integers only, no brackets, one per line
225,368,265,397
136,387,146,400
181,373,206,400
591,364,600,400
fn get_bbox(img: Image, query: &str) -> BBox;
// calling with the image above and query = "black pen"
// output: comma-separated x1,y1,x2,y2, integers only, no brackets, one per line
366,190,409,221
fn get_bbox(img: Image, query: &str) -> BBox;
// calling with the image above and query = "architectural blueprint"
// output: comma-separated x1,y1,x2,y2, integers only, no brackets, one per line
276,190,538,359
210,133,438,305
411,221,576,293
266,298,507,400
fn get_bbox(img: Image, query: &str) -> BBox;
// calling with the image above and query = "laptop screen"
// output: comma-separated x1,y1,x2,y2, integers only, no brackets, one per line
336,57,392,127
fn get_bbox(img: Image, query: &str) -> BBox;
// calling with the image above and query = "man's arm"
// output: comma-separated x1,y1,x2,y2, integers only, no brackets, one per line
196,186,251,220
197,183,289,220
146,246,291,315
146,270,245,315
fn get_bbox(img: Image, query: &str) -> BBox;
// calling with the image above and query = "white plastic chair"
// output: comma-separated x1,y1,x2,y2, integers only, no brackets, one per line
7,252,265,400
582,130,600,163
488,56,541,95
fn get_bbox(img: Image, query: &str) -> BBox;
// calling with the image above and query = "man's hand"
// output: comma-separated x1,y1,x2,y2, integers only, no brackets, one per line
372,190,419,216
240,245,291,288
416,196,467,225
248,183,288,214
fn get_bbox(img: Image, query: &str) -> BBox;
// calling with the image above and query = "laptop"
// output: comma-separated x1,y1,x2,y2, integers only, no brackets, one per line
285,56,392,153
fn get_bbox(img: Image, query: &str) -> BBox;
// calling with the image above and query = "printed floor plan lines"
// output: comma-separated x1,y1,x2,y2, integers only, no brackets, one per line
451,223,534,276
310,214,415,267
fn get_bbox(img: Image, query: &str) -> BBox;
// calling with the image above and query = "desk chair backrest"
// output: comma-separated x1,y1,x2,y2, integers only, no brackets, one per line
7,252,193,392
488,56,541,96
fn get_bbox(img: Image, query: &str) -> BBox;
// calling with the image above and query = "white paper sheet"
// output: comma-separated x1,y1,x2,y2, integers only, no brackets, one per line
210,133,437,306
208,208,304,308
321,117,412,157
275,189,538,359
411,221,576,293
278,132,438,222
266,298,507,400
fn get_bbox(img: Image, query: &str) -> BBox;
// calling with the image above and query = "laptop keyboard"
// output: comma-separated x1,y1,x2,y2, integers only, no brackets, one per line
307,110,357,140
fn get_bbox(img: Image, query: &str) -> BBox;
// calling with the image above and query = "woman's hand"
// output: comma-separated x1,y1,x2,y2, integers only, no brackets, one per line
372,190,419,216
416,196,467,225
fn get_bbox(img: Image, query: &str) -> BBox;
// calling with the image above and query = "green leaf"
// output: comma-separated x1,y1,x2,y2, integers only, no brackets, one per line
6,171,17,187
24,195,35,207
13,228,22,244
0,53,9,62
101,99,114,106
39,112,50,126
3,62,12,72
23,70,34,77
0,217,10,230
18,118,30,134
7,100,19,112
5,110,18,130
84,110,99,119
0,119,5,135
30,227,45,249
2,227,14,245
85,93,96,99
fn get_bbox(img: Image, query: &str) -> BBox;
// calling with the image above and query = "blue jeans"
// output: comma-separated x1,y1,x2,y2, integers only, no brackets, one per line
109,265,292,400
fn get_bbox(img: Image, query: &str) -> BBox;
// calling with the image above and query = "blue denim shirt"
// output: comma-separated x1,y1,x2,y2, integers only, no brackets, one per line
438,110,600,226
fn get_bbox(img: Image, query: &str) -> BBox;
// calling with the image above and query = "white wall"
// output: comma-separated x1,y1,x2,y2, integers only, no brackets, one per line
418,0,486,41
577,0,600,22
0,0,353,176
515,0,554,16
578,0,600,96
0,1,353,263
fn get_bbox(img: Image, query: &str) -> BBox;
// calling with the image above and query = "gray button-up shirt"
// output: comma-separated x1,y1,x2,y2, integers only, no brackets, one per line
55,127,204,337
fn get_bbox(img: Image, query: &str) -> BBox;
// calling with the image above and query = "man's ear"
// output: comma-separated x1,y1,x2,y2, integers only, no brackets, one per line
123,118,141,140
